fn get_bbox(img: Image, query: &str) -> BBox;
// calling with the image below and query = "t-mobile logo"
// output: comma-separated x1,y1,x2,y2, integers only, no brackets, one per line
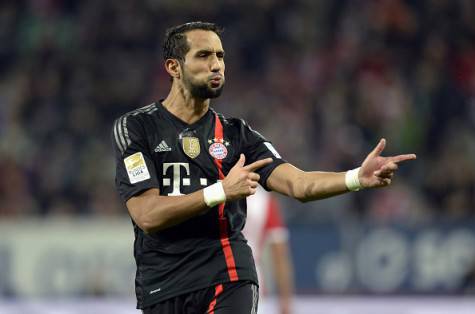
162,163,208,196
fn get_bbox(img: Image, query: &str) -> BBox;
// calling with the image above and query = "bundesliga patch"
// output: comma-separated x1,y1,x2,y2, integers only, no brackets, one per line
124,152,151,184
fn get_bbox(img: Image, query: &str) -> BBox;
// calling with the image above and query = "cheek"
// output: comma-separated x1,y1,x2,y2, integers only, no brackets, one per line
185,66,209,81
185,60,207,73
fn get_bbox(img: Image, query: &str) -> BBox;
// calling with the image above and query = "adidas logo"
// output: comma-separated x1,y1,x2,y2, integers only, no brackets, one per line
154,140,172,152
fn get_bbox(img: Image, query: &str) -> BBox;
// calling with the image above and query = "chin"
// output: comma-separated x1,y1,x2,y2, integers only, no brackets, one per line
206,84,224,98
210,88,224,98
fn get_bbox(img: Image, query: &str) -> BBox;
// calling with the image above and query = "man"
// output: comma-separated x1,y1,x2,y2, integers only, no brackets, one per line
243,187,293,314
112,22,416,313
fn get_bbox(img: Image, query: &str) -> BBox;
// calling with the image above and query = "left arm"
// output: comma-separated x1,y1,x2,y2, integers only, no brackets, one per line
267,164,347,202
267,139,416,202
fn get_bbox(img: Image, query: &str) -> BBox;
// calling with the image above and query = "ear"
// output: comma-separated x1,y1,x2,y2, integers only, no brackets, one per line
164,59,181,79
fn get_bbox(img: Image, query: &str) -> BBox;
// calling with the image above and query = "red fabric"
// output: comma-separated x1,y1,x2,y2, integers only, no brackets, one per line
214,114,238,282
265,196,284,230
207,284,224,314
260,195,285,249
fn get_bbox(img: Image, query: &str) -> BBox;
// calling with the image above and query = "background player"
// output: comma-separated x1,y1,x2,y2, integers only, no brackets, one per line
243,187,294,314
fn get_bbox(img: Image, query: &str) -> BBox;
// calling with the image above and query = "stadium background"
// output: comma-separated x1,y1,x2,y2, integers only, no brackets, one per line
1,0,475,313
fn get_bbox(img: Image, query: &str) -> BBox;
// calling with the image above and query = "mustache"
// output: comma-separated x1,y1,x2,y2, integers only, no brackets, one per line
208,74,224,80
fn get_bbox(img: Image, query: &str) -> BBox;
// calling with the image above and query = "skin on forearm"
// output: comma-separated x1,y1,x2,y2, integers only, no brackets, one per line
267,163,349,202
126,188,210,233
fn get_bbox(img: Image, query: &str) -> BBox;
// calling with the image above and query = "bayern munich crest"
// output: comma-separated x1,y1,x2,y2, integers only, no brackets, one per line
208,138,230,160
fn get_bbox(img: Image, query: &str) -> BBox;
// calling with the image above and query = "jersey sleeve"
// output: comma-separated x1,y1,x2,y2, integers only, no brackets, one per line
238,119,287,191
112,114,160,202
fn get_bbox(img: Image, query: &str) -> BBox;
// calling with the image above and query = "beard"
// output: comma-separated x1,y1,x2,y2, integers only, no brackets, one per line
183,72,225,99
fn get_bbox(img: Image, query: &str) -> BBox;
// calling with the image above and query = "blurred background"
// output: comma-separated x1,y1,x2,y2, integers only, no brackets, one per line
1,0,475,313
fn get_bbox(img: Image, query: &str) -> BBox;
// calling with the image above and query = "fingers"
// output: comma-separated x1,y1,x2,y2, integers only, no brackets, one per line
375,171,394,179
247,179,259,189
366,139,416,164
247,173,260,190
369,138,386,158
373,177,391,187
248,172,260,182
243,157,273,172
390,154,417,164
374,162,398,177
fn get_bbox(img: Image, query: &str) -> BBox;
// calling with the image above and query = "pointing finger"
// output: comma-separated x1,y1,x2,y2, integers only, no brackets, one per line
390,154,417,164
243,158,273,172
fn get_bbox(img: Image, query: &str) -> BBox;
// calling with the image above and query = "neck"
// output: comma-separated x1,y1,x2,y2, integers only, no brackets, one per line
162,83,210,125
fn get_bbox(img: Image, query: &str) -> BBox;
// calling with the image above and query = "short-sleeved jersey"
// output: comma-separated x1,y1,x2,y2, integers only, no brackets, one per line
112,102,286,309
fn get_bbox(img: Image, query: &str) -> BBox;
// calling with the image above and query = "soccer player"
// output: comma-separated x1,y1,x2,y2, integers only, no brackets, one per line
243,187,293,314
112,22,416,314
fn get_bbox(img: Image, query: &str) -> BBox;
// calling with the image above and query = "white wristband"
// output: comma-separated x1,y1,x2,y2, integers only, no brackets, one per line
345,167,362,192
203,182,227,207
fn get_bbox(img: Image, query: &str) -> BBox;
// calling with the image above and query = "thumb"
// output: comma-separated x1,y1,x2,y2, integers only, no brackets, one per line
369,138,386,157
236,154,245,167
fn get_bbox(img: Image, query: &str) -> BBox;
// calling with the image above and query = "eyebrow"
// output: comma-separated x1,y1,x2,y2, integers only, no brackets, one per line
195,49,225,56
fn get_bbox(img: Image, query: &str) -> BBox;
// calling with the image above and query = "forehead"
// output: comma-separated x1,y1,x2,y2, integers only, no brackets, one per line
185,30,223,52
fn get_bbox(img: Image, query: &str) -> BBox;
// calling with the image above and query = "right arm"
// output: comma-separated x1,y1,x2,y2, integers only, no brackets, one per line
126,154,272,233
126,188,208,234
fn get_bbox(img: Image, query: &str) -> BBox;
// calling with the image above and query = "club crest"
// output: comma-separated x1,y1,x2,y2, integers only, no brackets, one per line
208,138,230,160
209,142,228,160
182,136,200,159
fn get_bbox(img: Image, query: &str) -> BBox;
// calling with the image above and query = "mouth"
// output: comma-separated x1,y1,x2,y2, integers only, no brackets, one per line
209,75,223,87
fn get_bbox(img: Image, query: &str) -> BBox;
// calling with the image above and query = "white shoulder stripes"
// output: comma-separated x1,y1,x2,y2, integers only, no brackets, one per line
114,116,130,155
133,103,158,115
113,103,158,155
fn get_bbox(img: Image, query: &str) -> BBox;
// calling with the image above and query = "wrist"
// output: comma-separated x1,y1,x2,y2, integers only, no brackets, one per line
203,182,227,207
345,167,362,191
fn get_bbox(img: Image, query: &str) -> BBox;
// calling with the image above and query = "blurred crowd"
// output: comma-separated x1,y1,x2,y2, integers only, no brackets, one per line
1,0,475,223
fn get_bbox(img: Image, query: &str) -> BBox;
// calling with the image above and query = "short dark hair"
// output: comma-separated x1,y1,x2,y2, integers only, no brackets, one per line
162,22,224,62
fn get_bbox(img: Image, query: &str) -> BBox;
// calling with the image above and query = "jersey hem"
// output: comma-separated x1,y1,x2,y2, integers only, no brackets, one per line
137,275,258,309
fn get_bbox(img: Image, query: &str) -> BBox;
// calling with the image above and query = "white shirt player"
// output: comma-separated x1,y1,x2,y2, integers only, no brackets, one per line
243,187,289,295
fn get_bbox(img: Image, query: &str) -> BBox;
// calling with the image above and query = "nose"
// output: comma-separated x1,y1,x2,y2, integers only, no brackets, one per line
210,55,222,72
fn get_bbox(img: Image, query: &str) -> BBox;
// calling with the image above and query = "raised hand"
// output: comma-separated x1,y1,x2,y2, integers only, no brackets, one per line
222,154,273,201
359,138,416,189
